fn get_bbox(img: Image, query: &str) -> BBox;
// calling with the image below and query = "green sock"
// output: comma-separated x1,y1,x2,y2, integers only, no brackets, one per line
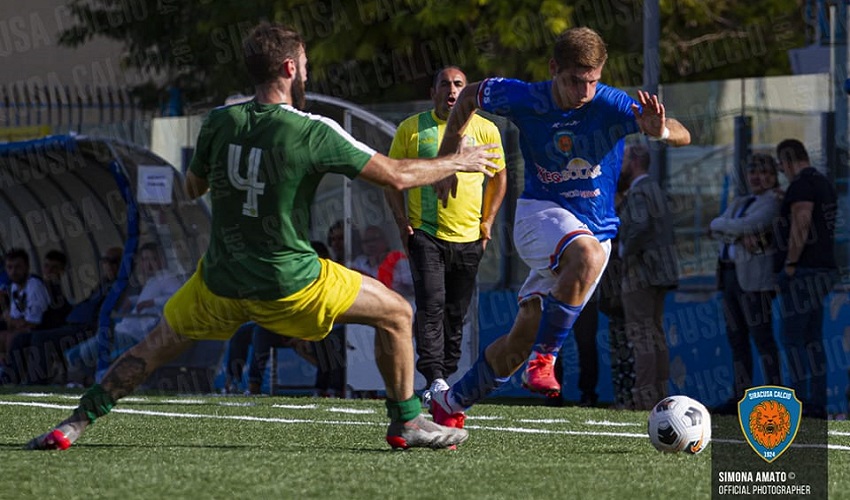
74,384,116,423
385,396,421,423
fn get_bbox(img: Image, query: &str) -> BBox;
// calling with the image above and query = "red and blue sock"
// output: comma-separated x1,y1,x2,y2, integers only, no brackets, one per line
530,294,583,359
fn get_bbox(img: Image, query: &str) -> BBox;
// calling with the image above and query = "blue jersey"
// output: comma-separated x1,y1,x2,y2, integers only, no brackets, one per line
477,78,639,241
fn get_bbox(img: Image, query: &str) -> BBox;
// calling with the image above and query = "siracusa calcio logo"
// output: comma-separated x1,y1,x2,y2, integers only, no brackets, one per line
738,385,801,463
553,130,574,155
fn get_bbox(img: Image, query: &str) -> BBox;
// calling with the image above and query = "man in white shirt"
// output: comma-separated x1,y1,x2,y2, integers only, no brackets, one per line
114,242,182,342
65,242,182,385
0,248,52,373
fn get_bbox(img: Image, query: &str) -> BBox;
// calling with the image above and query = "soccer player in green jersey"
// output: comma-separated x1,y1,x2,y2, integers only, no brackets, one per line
27,22,499,451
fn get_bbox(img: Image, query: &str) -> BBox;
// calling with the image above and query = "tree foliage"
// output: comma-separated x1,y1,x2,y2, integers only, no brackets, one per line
57,0,807,110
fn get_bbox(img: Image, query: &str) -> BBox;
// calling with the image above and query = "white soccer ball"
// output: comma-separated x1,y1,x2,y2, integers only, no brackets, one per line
647,395,711,454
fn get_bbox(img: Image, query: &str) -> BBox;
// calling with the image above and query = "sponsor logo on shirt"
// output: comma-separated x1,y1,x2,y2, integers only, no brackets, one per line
535,158,601,183
551,121,580,128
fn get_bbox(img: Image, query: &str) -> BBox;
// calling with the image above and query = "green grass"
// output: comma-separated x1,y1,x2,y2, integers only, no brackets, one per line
1,390,849,499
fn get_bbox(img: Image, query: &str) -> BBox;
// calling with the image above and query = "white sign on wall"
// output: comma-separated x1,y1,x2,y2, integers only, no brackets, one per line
137,165,174,205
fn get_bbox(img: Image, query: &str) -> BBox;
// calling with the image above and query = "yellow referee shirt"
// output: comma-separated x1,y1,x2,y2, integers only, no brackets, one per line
388,110,506,242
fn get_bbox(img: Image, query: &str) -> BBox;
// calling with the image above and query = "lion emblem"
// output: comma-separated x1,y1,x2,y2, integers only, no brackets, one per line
748,400,791,449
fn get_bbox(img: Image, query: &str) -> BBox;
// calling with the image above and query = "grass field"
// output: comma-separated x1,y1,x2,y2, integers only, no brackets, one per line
1,389,849,500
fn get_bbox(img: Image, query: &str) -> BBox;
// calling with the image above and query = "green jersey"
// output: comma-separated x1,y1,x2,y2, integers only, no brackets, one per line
189,101,375,299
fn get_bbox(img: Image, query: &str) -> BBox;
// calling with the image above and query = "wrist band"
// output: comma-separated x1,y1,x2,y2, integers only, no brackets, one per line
649,126,670,141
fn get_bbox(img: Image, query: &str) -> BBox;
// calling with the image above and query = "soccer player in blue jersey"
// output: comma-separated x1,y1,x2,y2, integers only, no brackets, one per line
428,27,691,427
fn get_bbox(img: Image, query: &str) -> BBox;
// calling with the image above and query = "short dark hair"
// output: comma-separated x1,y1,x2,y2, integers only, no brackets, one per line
553,27,608,70
747,153,779,188
139,242,162,260
311,240,331,259
243,22,304,85
627,144,650,171
432,65,465,89
776,139,809,164
44,249,67,267
747,153,778,173
4,248,29,266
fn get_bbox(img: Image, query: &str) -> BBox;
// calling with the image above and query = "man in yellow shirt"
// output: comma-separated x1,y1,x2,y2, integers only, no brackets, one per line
386,66,507,401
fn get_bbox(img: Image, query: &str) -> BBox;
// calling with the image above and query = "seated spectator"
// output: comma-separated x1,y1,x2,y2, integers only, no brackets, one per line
0,248,52,381
353,225,414,301
65,242,181,386
0,257,10,329
40,250,73,330
113,242,182,343
6,247,122,385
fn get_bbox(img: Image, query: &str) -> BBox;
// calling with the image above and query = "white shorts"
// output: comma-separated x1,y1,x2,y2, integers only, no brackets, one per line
513,198,611,305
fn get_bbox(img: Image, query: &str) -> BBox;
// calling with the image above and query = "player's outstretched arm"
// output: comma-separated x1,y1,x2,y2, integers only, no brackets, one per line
438,82,482,157
433,82,483,204
630,90,691,147
359,145,499,192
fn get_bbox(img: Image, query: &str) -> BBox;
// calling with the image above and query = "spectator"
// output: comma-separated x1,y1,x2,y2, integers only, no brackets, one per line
7,247,123,385
224,321,319,395
222,322,254,393
385,65,507,399
247,324,318,394
774,139,838,419
0,259,8,330
0,248,52,380
598,189,635,410
709,154,783,414
40,250,73,330
618,144,679,410
326,219,361,265
65,242,181,386
352,225,414,301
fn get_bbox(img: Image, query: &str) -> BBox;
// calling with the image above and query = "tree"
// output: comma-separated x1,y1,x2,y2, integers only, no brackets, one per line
57,0,807,110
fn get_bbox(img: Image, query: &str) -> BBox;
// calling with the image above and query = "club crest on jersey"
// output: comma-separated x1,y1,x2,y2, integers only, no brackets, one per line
554,130,574,155
738,386,801,463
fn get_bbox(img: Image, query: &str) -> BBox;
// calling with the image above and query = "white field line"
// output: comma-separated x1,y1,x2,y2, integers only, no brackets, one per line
0,401,378,426
3,399,849,452
326,407,375,414
586,420,642,427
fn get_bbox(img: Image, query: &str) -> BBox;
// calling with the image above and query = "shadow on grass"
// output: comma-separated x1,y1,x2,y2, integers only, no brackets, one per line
0,442,258,451
0,441,409,453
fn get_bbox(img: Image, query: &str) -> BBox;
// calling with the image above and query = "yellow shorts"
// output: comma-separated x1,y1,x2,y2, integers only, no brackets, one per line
163,258,362,341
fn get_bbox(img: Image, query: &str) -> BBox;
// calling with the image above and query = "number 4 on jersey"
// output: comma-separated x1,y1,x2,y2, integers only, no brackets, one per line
228,144,266,217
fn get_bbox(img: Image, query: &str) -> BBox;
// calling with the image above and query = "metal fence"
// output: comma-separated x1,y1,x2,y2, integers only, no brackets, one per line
0,83,154,146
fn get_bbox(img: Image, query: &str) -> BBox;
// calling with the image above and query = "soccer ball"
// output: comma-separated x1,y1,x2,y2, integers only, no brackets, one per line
647,395,711,454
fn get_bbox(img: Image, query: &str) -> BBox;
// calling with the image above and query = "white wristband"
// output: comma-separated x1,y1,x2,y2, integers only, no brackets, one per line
649,126,670,142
